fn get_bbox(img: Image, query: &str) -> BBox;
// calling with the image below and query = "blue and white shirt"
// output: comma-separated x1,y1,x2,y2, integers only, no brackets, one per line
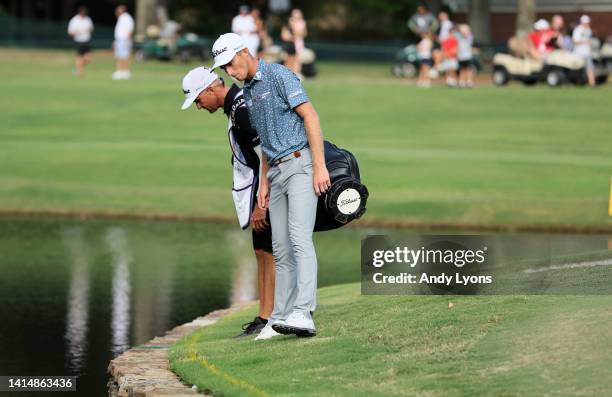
242,60,310,165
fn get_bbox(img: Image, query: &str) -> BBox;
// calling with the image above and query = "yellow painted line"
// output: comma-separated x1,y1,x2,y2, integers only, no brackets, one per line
184,314,270,397
609,177,612,216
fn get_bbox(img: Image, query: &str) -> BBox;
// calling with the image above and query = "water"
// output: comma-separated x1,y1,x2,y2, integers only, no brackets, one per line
0,217,608,396
0,217,363,397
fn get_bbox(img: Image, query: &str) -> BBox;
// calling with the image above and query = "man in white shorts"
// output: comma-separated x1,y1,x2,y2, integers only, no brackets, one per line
112,5,134,80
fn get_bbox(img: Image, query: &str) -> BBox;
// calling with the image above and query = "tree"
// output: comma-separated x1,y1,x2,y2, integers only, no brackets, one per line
515,0,535,37
135,0,157,38
469,0,491,45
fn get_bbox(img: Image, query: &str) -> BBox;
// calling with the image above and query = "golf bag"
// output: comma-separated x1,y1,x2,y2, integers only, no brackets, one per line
314,141,369,232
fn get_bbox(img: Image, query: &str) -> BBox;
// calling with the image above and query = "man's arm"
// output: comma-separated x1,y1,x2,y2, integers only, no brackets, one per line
257,151,270,209
295,102,330,196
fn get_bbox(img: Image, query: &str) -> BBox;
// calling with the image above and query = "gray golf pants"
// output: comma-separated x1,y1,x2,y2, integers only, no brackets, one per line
267,148,318,323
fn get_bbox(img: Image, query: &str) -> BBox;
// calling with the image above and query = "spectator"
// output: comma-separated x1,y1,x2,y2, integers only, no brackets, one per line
551,15,572,51
67,6,93,77
112,5,134,80
432,11,454,76
416,32,433,87
408,4,439,38
251,8,271,58
456,24,474,87
528,19,555,60
280,23,298,75
573,15,595,86
441,26,458,87
289,9,307,78
232,5,259,57
438,11,453,41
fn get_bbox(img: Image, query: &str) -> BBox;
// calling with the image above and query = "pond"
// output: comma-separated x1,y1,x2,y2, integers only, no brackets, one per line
0,217,609,396
0,217,363,397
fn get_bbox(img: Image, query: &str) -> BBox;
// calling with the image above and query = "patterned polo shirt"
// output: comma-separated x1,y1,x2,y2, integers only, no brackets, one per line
242,59,310,165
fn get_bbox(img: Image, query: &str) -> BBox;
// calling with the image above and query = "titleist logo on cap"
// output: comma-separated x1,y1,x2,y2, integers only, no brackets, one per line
212,47,228,57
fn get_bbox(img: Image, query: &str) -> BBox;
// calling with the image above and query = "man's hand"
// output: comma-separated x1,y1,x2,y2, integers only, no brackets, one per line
294,102,330,197
313,164,331,196
251,206,269,232
257,180,270,210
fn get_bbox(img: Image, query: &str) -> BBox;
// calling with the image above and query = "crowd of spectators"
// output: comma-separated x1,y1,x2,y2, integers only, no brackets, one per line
409,5,474,88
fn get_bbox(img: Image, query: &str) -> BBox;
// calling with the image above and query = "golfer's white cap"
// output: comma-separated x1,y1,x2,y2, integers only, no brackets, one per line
211,33,246,70
534,19,550,31
580,15,591,24
181,66,218,110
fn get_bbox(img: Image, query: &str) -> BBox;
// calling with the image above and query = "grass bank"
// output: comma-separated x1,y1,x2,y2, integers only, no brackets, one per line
1,49,611,228
170,283,612,396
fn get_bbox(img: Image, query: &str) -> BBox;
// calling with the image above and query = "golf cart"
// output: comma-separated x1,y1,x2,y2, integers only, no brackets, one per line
392,44,482,78
493,42,609,87
134,25,210,63
600,38,612,73
262,45,318,78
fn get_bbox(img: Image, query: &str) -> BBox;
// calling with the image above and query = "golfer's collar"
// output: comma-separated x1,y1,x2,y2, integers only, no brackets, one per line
246,59,266,87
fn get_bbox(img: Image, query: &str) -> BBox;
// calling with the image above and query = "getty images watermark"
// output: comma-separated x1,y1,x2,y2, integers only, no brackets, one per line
361,235,612,295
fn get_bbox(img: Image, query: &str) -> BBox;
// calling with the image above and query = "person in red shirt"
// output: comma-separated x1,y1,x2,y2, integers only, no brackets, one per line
529,19,555,60
441,27,458,86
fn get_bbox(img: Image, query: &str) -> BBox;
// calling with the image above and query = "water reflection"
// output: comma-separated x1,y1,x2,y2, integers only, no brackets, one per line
105,227,132,356
0,218,360,397
63,227,91,373
228,230,257,304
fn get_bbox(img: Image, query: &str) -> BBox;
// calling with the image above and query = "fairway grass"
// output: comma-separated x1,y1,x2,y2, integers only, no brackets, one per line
170,283,612,397
1,49,611,228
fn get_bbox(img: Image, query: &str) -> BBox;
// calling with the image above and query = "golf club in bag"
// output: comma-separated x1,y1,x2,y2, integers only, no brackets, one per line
314,141,369,232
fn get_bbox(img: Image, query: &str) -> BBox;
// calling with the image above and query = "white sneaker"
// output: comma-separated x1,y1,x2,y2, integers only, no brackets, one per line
112,71,131,80
272,311,316,337
254,323,281,340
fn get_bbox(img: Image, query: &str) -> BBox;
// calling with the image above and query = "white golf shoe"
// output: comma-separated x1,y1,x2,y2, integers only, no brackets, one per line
254,323,281,340
272,311,316,337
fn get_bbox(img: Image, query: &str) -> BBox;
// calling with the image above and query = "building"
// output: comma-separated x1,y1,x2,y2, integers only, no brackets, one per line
449,0,612,43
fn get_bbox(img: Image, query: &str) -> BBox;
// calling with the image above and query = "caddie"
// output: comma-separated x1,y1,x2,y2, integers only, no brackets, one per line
211,33,331,339
180,66,275,339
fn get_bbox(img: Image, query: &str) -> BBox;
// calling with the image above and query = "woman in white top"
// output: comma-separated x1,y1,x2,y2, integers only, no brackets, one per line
417,32,433,87
289,9,307,77
67,6,94,77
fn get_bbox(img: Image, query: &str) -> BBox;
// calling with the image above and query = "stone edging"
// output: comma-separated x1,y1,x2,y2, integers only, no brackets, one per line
107,302,253,397
3,209,611,235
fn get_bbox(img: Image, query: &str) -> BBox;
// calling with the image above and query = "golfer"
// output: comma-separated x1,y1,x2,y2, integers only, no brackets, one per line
211,33,330,339
180,67,275,339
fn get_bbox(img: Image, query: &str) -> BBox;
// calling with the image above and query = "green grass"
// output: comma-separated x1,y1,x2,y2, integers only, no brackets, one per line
170,283,612,397
0,48,611,227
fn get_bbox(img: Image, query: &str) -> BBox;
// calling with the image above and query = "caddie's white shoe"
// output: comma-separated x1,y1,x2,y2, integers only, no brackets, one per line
254,323,281,340
272,311,316,337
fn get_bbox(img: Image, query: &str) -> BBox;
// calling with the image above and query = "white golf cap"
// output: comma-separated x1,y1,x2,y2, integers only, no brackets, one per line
534,19,550,31
580,14,591,24
181,66,218,110
211,33,247,70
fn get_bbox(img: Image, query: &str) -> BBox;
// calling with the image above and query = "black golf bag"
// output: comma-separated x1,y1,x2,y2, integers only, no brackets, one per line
314,141,369,232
